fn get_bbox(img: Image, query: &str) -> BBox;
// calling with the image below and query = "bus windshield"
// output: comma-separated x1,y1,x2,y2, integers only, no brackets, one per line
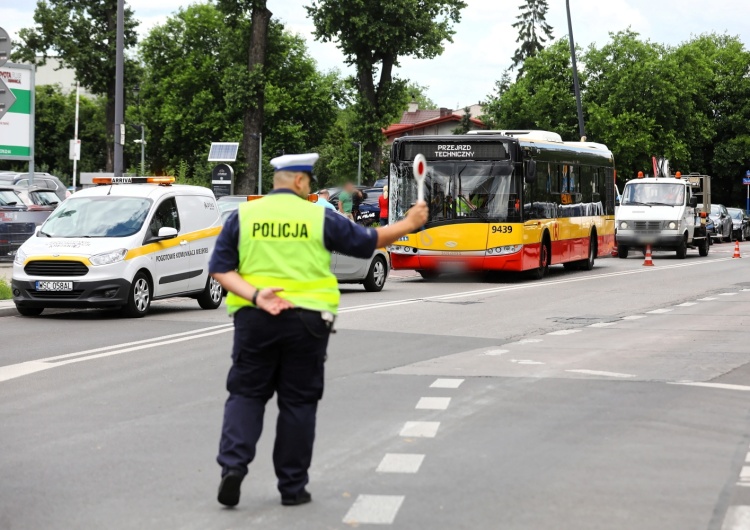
393,160,517,223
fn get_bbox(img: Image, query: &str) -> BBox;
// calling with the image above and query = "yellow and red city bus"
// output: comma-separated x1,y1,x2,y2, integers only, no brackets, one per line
388,131,616,279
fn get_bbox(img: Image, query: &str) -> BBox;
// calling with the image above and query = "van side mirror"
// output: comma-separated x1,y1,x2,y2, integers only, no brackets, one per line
150,226,178,242
689,197,698,208
524,160,537,184
616,196,621,206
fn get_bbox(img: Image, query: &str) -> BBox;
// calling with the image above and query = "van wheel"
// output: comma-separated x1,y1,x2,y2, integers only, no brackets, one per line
698,237,709,257
198,276,223,309
676,235,688,259
363,256,388,292
617,245,629,259
121,272,151,318
16,305,44,317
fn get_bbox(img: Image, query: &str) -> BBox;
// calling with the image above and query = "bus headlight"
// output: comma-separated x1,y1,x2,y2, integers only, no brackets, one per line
90,248,128,266
667,221,678,230
488,245,522,256
620,221,628,230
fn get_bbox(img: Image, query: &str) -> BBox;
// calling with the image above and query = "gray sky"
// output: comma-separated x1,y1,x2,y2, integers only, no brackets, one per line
2,0,749,107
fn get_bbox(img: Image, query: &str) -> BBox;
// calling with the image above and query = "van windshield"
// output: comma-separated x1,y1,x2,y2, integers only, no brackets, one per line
622,183,685,206
41,196,152,238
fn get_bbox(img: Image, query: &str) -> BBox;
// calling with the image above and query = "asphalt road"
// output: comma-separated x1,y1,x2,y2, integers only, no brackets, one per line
2,243,750,530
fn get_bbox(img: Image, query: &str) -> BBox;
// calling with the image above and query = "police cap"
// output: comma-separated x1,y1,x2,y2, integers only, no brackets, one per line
271,153,319,181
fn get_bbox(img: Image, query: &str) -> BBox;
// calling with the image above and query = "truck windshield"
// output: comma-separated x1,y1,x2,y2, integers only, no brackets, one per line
41,196,152,238
392,160,518,223
622,183,685,206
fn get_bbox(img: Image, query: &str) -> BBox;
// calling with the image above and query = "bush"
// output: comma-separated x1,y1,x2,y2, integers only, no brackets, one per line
0,279,11,300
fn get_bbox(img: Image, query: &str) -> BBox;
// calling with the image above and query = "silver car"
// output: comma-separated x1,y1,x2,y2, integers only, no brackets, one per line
709,204,733,243
220,199,389,292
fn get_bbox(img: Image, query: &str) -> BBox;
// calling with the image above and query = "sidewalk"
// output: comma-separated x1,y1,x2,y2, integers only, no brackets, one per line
0,264,16,316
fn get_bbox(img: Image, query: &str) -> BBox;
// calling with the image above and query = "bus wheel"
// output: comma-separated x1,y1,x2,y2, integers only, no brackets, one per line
417,270,440,281
531,239,550,280
580,234,597,271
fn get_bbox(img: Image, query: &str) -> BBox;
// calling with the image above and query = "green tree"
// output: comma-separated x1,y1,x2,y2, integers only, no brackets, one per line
452,107,473,134
139,4,340,189
13,0,140,172
483,40,581,138
306,0,467,181
511,0,554,73
401,82,439,111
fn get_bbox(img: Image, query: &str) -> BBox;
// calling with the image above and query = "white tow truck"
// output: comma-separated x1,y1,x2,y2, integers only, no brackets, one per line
615,173,711,259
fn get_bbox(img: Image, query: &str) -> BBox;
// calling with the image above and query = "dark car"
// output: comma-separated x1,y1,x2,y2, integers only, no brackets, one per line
0,172,70,202
709,204,733,243
329,187,384,226
0,186,37,261
728,208,750,242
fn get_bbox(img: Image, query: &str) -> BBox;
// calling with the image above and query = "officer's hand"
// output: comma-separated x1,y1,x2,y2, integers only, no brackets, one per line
256,287,294,315
406,200,428,230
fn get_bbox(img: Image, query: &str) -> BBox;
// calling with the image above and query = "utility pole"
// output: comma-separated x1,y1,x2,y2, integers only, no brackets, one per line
352,141,362,186
566,0,586,141
113,0,125,177
72,81,80,190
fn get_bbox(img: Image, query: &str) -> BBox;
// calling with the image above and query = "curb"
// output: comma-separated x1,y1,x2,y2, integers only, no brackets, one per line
0,303,17,317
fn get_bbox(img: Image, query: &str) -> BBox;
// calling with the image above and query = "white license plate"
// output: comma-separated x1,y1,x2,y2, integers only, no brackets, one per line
35,281,73,291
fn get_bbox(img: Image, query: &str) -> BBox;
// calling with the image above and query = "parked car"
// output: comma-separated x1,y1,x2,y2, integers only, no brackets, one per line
0,172,70,202
219,199,389,291
705,215,716,245
15,186,62,212
0,186,38,262
329,186,385,226
373,178,388,188
708,204,733,242
727,208,750,242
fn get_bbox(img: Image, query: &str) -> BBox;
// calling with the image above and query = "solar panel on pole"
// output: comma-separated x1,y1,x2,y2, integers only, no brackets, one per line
208,142,240,162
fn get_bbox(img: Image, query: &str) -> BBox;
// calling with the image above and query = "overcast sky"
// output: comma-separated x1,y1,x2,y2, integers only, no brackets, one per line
2,0,749,107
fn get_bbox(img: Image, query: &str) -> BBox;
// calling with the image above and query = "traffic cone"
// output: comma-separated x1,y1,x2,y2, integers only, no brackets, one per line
733,240,742,259
643,245,654,267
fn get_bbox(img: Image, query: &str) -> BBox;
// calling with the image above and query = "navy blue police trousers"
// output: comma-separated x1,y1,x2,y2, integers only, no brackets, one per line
217,307,330,497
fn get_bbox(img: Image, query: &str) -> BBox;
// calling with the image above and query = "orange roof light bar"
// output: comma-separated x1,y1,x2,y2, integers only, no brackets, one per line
93,176,175,185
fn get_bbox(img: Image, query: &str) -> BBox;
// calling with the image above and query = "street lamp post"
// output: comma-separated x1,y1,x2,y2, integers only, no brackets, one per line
114,0,125,177
352,141,362,186
566,0,586,141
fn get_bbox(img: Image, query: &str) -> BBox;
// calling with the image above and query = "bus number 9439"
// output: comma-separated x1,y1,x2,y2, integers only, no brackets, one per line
492,225,513,234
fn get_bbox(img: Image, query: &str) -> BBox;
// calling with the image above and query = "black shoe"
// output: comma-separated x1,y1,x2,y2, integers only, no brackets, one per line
281,489,312,506
217,471,244,507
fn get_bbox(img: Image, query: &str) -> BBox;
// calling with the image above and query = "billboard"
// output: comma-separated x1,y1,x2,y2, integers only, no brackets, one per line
0,63,34,160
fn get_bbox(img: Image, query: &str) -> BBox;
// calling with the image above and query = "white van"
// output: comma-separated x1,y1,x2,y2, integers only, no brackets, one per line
11,177,223,317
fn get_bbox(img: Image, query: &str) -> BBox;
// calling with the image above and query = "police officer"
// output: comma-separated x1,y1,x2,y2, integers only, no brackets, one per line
209,153,428,508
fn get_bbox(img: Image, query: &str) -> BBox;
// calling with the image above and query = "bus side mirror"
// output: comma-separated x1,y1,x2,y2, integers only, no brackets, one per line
689,197,698,208
525,160,537,184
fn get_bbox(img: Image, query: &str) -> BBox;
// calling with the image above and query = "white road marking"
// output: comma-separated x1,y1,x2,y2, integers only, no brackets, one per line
647,308,673,314
698,297,718,301
338,257,735,314
512,360,545,365
721,506,750,530
400,421,440,438
745,452,750,464
566,369,636,379
343,495,405,525
416,397,451,410
547,329,582,335
518,338,543,344
376,453,425,474
484,349,509,356
668,382,750,392
430,378,464,389
589,322,617,328
676,302,697,307
720,293,739,296
742,289,750,293
622,315,646,320
0,327,234,383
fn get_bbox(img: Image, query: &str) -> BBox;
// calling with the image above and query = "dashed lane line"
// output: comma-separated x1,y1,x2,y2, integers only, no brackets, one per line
376,453,425,474
566,369,637,379
547,329,582,336
699,297,718,301
415,397,451,410
669,382,750,392
721,506,750,530
343,495,405,525
430,378,464,389
589,322,617,328
622,315,647,320
400,421,440,438
484,349,509,356
676,302,698,307
647,308,674,314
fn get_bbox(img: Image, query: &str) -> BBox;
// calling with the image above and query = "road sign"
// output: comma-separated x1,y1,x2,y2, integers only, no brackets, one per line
0,27,11,67
211,163,234,198
69,139,81,161
0,63,33,160
743,177,750,186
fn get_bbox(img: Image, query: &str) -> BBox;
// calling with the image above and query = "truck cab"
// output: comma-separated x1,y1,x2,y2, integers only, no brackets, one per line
615,174,710,259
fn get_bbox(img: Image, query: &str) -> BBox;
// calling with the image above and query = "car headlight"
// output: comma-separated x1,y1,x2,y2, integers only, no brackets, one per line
620,221,628,230
13,248,27,266
89,248,128,266
668,221,678,230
